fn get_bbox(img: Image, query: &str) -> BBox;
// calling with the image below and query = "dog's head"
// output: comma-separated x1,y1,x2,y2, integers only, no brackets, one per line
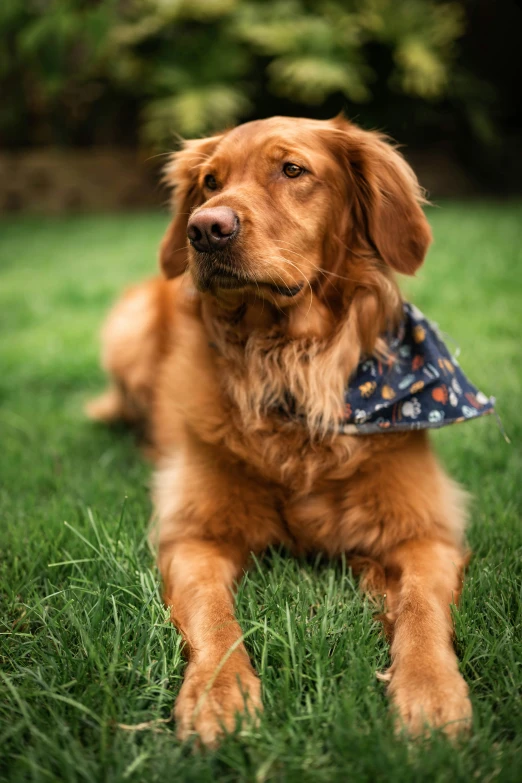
160,116,431,309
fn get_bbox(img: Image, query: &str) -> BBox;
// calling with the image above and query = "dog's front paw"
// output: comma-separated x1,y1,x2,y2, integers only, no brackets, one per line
174,655,262,747
388,660,472,739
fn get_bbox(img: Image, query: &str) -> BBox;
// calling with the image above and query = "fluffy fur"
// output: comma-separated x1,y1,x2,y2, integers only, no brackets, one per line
88,116,472,746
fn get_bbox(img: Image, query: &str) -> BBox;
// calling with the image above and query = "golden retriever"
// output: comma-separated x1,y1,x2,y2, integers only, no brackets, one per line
88,115,474,746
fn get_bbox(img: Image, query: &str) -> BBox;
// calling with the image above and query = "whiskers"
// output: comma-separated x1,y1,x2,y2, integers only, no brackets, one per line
169,242,191,255
262,254,314,317
272,239,362,285
145,150,176,164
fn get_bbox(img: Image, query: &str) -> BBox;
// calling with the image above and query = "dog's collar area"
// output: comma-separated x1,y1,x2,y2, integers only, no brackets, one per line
209,299,496,438
339,302,495,435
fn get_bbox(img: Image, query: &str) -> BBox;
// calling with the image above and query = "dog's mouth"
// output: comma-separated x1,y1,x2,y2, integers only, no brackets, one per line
193,261,305,298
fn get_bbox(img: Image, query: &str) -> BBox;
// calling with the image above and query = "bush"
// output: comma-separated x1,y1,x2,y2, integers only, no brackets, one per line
1,0,470,148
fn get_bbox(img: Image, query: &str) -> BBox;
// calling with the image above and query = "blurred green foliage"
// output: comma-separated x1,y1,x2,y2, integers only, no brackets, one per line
1,0,469,148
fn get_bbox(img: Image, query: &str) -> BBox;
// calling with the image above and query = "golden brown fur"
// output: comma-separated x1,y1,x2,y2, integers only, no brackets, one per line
88,116,472,745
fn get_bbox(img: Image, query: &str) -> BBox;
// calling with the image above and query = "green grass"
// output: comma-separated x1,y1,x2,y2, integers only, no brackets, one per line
1,204,521,782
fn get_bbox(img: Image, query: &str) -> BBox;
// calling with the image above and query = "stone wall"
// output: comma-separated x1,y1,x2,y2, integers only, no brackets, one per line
0,149,164,214
0,146,479,215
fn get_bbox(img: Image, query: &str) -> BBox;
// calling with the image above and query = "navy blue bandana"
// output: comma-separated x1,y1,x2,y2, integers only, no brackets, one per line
340,302,495,435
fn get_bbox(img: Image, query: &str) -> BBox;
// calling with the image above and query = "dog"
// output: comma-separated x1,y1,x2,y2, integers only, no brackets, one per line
88,115,489,746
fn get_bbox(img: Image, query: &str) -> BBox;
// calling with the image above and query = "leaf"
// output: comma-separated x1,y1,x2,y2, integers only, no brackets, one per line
394,39,447,98
142,84,251,143
268,56,372,104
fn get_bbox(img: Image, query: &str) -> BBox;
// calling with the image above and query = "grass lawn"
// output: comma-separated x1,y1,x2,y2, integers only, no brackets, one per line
1,203,521,782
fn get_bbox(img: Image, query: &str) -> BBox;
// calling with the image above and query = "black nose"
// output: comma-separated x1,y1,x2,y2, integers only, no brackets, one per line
187,207,239,252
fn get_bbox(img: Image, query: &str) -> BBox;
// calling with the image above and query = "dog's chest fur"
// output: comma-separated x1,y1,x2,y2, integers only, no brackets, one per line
168,306,368,492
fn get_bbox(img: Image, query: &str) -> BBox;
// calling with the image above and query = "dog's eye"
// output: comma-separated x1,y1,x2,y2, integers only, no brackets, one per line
204,174,218,190
283,163,304,179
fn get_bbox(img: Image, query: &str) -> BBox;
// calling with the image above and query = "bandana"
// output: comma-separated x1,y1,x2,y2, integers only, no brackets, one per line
340,302,495,435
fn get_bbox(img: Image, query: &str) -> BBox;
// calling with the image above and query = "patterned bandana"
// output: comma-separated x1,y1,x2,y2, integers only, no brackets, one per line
340,302,495,435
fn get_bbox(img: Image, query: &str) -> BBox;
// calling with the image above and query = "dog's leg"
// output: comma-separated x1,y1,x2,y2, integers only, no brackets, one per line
85,383,137,423
159,538,261,746
86,279,165,426
381,539,471,738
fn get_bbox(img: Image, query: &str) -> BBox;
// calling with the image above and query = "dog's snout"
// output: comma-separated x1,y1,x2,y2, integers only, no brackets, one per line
187,207,239,253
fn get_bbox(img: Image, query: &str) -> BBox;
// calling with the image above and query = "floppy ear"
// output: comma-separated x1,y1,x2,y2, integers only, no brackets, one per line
331,118,432,275
159,134,223,278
